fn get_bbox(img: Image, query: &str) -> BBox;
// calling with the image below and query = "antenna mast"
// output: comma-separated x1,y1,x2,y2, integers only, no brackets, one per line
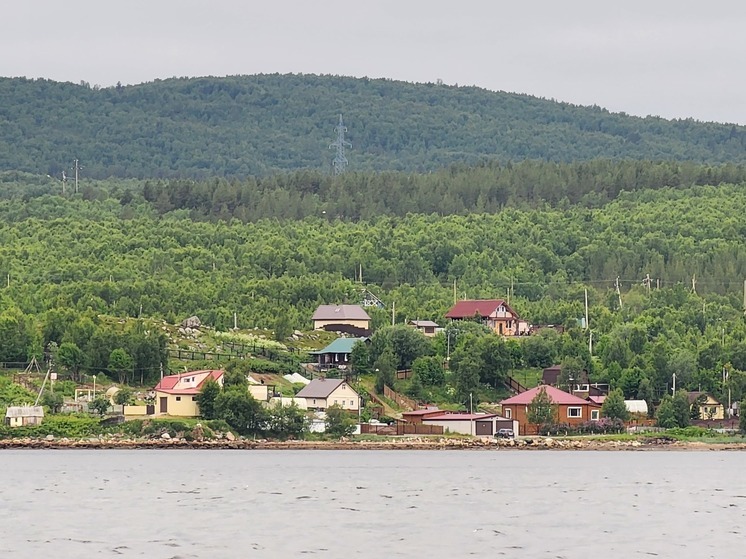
329,114,352,175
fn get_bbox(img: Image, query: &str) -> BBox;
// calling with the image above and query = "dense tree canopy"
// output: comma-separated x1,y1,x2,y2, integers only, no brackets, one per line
2,75,746,179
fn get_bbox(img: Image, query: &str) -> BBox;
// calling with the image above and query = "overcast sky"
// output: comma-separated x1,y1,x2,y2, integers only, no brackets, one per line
3,1,745,124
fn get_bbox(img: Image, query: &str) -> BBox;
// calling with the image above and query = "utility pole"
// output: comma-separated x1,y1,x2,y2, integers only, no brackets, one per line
329,114,352,175
615,276,623,309
72,159,83,193
584,289,589,330
453,279,457,305
391,300,396,326
672,372,676,394
643,274,651,295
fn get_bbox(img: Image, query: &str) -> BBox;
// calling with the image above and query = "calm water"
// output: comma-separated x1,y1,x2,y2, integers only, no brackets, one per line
1,449,744,558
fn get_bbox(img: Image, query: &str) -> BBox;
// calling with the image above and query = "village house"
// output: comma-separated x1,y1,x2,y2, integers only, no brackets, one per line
4,405,44,427
295,378,360,412
445,299,529,336
153,369,224,417
310,337,368,371
311,304,371,335
500,385,601,435
688,392,725,420
408,320,439,337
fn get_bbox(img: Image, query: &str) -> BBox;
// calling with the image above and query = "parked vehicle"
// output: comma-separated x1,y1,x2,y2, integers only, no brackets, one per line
495,428,515,438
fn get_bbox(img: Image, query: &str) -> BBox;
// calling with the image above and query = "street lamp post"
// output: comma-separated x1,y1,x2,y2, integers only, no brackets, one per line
92,375,97,400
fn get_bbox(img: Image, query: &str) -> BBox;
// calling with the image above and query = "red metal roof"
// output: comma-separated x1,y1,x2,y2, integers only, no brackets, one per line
154,370,223,395
445,299,509,319
500,385,592,406
402,407,442,416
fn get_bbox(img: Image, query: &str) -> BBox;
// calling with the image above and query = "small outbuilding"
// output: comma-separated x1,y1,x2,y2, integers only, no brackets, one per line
421,413,517,436
5,405,45,427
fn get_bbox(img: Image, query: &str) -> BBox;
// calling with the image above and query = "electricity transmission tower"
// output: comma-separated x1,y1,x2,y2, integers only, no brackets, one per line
329,114,351,175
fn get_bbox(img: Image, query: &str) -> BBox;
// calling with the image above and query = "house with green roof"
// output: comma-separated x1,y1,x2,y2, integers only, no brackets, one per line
310,337,369,370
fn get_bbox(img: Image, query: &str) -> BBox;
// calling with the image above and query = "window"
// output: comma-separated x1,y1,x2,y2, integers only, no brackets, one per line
192,396,197,401
176,396,181,402
567,407,582,418
350,401,354,406
591,409,600,421
504,408,512,419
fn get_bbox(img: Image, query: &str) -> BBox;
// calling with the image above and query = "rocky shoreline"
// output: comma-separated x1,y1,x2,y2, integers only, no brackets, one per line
2,435,745,451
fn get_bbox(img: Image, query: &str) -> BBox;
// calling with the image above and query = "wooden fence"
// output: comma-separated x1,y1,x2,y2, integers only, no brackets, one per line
383,385,417,411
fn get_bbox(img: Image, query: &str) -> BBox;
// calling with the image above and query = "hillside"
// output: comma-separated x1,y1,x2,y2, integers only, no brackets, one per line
2,74,746,178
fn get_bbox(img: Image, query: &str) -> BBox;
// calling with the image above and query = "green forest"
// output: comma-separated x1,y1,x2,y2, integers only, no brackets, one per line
1,163,746,413
2,73,746,430
2,74,746,178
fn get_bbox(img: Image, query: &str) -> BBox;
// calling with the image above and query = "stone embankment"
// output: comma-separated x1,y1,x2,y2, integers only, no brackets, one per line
2,434,744,450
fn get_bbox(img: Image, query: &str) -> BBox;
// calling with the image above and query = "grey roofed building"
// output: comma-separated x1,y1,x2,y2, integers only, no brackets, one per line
295,378,346,399
311,304,371,322
5,405,44,427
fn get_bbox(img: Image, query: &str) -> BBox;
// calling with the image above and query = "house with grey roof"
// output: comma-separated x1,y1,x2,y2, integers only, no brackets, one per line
5,405,44,427
311,304,371,336
408,320,439,337
295,378,361,412
310,337,368,370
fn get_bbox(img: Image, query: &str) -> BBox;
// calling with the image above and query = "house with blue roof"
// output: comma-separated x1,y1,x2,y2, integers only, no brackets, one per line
310,337,369,371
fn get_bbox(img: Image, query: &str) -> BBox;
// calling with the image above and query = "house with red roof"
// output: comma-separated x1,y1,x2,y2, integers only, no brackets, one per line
500,385,601,435
445,299,528,336
154,369,224,417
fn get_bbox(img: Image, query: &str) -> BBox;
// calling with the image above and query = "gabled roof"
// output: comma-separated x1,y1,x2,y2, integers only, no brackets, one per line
312,305,371,321
311,337,368,355
445,299,518,320
500,385,592,406
687,391,721,405
154,370,223,395
296,378,353,399
409,320,439,328
5,406,44,418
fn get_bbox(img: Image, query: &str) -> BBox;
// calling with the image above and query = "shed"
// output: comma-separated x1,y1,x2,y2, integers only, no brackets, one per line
5,405,45,427
422,413,517,436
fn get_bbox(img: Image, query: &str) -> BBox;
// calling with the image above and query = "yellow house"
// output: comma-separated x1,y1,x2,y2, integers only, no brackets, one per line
295,378,360,412
154,370,224,417
688,392,725,420
5,405,44,427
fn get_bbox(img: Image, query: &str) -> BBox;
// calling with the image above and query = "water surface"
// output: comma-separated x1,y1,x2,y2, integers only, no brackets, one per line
1,449,743,558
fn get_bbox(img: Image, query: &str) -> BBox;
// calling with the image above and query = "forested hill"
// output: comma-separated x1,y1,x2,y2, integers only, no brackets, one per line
2,74,746,179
